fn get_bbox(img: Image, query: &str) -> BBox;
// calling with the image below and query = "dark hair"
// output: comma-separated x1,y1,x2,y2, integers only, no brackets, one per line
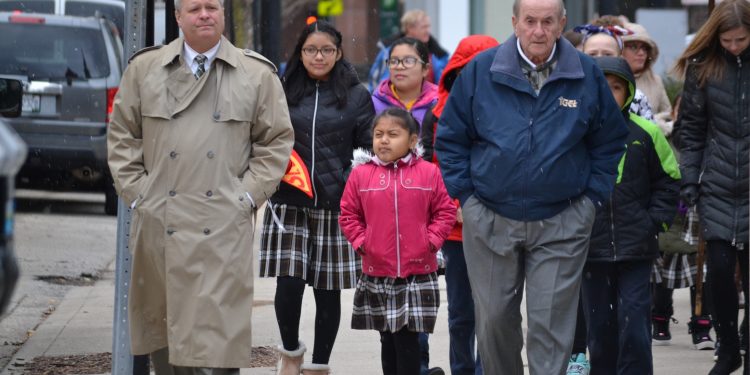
372,107,420,136
282,21,354,108
388,37,430,67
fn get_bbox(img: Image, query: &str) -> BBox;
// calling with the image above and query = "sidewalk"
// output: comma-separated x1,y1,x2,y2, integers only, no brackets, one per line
2,255,721,375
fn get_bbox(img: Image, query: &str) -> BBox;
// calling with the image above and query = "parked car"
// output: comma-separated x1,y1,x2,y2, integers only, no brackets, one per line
0,76,25,316
0,11,123,215
0,0,124,36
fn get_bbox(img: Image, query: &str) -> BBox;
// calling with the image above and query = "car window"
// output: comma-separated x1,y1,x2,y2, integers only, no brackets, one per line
64,1,123,36
0,0,54,13
0,23,110,80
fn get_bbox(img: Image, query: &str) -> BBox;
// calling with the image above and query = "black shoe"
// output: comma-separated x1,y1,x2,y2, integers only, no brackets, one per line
709,352,742,375
426,367,445,375
653,314,672,345
689,316,715,350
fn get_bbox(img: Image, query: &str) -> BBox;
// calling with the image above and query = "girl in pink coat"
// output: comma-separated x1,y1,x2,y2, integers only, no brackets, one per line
339,107,456,375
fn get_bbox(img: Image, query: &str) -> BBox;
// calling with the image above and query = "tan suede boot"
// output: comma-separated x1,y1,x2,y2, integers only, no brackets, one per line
300,363,331,375
276,341,306,375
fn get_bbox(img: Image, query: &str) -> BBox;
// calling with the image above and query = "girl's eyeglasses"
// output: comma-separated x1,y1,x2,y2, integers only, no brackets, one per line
388,56,425,68
624,43,650,53
301,46,337,57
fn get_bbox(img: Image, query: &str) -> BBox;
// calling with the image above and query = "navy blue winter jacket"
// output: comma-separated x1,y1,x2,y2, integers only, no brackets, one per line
434,36,629,221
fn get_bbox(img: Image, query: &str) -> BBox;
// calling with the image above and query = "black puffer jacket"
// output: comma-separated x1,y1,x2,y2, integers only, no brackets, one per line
588,57,681,262
271,73,375,210
679,47,750,243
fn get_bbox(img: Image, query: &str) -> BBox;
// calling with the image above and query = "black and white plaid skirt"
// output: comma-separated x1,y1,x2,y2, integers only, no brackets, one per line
351,272,440,333
259,203,360,290
652,253,703,289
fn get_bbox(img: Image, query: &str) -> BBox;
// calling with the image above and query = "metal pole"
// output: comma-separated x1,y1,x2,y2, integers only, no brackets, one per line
111,0,147,372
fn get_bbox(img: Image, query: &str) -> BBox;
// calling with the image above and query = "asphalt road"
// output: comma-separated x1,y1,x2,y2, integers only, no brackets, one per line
0,190,116,370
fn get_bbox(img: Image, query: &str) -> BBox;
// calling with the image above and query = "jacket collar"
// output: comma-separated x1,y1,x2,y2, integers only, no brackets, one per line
160,36,239,69
372,152,416,168
490,35,584,92
374,79,438,110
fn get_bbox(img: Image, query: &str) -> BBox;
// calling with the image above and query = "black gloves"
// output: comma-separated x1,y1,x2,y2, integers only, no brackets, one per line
680,184,699,207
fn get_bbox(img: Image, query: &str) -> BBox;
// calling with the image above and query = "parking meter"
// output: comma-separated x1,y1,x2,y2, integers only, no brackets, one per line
0,77,26,316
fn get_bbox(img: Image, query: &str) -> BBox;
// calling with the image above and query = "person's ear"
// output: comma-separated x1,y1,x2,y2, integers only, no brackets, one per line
336,49,342,62
409,134,418,149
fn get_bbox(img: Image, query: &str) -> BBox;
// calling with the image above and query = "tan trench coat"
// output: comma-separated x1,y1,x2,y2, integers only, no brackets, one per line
107,36,294,368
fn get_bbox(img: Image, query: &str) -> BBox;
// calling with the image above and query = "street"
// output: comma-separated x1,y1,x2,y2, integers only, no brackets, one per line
0,190,116,370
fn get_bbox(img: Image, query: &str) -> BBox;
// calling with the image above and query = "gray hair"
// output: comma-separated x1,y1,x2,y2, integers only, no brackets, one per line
400,9,428,33
512,0,566,19
174,0,224,11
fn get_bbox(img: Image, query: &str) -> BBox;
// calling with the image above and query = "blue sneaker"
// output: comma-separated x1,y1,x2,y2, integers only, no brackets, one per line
567,353,591,375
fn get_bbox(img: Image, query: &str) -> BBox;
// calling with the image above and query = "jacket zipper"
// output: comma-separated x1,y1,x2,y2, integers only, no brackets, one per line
731,55,743,246
609,191,617,261
311,81,320,207
394,164,401,277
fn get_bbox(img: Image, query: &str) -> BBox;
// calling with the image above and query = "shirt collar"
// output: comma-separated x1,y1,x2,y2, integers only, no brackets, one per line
516,38,557,70
184,40,221,74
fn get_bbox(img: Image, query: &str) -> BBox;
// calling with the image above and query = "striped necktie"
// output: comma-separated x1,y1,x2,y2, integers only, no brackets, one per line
194,54,207,79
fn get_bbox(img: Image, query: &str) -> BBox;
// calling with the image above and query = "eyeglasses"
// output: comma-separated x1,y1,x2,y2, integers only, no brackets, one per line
624,43,650,53
388,56,424,68
301,46,337,57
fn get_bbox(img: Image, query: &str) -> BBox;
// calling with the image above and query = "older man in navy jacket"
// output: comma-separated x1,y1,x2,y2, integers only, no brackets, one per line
434,0,628,373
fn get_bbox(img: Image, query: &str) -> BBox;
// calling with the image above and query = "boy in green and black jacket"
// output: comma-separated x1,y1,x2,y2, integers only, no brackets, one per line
582,56,681,374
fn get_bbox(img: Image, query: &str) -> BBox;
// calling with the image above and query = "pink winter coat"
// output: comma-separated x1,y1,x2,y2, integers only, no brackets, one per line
339,151,456,278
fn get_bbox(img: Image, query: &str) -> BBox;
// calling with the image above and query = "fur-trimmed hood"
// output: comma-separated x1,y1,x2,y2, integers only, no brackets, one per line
351,143,425,168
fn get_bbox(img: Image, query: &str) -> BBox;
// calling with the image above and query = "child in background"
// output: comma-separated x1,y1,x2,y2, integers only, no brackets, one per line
582,56,680,374
339,108,456,375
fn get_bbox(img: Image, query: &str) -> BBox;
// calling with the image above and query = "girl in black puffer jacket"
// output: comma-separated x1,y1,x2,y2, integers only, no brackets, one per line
259,21,375,375
674,0,750,372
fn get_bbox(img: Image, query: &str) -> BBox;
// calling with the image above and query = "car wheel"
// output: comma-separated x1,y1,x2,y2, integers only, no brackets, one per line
104,176,118,216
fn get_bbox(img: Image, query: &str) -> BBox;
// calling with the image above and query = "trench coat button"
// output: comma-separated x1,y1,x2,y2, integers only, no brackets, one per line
206,190,213,197
203,228,211,235
207,151,215,159
169,190,176,197
172,113,179,120
169,151,177,159
212,112,220,121
166,228,175,235
239,195,244,201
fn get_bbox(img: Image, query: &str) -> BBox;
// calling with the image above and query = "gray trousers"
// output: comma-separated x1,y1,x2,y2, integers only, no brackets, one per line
461,195,595,375
151,347,240,375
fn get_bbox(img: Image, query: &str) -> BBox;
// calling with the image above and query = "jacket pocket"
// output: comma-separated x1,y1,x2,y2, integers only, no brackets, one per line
231,176,255,215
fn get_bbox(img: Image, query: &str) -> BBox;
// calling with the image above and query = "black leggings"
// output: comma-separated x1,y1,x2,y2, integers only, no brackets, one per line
380,327,420,375
706,241,749,355
274,276,341,364
652,281,712,318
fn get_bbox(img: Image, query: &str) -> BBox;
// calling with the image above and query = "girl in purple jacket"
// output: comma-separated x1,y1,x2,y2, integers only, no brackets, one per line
339,108,456,375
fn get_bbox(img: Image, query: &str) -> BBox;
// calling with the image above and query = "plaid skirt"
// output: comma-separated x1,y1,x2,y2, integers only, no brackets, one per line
351,272,440,333
652,253,704,289
259,204,360,290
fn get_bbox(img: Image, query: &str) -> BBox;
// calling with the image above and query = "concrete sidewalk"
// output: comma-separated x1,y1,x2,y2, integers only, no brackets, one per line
2,255,721,375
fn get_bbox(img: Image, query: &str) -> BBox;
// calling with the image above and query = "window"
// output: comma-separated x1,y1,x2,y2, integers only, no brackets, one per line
0,24,110,80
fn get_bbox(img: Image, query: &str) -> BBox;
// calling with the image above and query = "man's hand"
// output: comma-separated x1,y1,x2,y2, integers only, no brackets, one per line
456,207,463,224
680,184,699,207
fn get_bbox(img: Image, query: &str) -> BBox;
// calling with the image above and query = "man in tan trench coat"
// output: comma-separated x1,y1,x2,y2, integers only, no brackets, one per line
106,0,294,371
